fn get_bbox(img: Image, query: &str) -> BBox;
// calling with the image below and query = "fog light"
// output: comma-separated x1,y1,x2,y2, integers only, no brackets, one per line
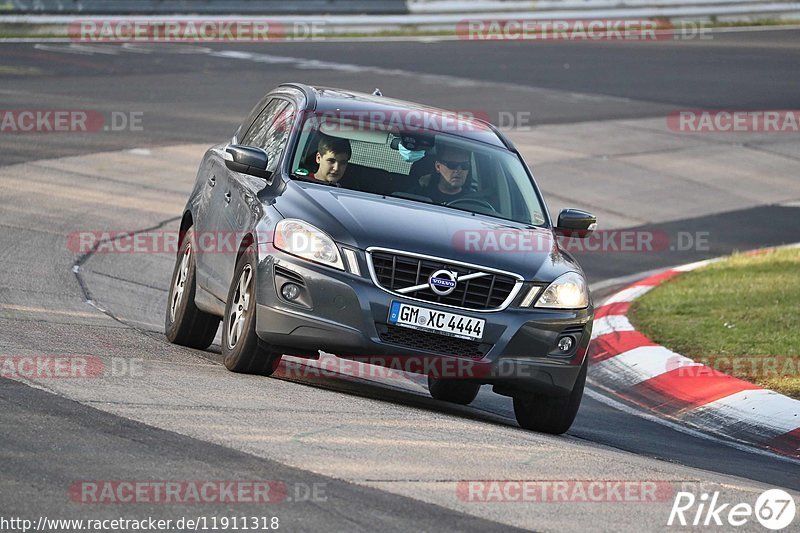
557,336,574,353
281,283,301,301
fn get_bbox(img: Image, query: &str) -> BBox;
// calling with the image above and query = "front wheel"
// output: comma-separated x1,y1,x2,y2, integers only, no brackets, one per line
221,245,281,376
512,358,587,435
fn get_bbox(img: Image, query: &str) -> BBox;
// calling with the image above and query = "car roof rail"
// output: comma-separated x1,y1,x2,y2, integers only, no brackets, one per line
486,122,516,151
278,83,317,111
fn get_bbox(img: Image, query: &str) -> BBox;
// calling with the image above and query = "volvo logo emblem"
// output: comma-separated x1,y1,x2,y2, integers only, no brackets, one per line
429,270,458,296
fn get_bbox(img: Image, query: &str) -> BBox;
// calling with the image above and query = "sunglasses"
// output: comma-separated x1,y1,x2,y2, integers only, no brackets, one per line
439,160,470,171
401,136,434,150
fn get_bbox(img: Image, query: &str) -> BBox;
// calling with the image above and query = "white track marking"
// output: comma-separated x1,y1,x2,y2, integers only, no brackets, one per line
592,345,701,385
591,314,634,338
689,389,800,434
584,386,800,465
601,284,655,304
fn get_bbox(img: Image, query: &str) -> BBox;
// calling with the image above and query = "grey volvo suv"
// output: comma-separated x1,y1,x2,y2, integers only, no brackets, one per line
166,83,597,434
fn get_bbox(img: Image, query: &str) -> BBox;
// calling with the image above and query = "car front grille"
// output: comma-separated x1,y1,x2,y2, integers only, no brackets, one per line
377,324,491,359
368,250,520,311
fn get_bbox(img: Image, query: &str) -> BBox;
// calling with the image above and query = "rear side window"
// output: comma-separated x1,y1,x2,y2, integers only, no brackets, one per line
350,136,412,175
241,99,295,172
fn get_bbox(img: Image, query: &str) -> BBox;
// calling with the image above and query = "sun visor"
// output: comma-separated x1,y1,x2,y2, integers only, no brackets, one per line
318,120,390,145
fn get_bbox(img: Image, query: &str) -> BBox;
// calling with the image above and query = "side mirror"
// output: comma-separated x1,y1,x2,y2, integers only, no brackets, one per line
225,145,272,180
554,208,597,238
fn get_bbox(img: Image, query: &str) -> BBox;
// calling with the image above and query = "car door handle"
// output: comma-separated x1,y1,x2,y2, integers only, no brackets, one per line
208,176,216,187
224,192,231,204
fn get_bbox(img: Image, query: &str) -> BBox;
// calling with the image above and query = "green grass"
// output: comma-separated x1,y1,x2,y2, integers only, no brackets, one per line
628,247,800,399
710,18,800,28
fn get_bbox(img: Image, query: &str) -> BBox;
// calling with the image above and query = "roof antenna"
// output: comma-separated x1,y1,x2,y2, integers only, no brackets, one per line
372,88,383,97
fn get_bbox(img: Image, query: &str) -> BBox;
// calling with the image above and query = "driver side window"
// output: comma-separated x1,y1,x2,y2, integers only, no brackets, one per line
241,99,295,172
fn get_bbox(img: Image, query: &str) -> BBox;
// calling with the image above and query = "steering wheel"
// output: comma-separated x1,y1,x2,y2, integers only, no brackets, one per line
445,197,498,213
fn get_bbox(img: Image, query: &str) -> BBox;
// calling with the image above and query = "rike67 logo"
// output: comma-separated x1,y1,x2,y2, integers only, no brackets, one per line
668,489,796,530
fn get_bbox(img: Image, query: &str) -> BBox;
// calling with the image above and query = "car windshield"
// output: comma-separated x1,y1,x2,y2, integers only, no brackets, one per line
288,114,547,226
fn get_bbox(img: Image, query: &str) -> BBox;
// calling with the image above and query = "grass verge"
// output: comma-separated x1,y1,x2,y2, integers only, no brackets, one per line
628,247,800,399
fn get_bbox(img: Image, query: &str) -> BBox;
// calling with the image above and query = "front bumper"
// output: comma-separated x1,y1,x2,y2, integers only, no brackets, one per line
255,251,593,396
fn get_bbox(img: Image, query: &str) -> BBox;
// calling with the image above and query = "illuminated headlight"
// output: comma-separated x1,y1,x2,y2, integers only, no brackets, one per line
535,272,588,309
274,219,344,270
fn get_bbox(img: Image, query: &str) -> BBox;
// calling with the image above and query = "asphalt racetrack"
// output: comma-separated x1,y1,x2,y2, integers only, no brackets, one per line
1,29,799,531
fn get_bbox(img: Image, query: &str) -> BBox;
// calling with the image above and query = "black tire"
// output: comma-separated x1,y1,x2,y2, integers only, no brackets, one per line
428,375,481,405
221,244,282,376
512,357,587,435
165,227,220,349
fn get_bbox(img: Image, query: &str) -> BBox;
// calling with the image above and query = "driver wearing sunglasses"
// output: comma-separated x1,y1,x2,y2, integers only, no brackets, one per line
414,145,474,205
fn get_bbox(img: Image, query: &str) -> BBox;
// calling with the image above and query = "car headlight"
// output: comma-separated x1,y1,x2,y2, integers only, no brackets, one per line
274,219,344,270
534,272,588,309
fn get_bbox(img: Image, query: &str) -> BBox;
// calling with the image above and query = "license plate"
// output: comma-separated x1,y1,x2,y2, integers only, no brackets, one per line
388,302,485,341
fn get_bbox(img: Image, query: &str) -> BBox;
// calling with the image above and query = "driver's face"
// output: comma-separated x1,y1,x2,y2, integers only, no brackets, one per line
435,154,470,191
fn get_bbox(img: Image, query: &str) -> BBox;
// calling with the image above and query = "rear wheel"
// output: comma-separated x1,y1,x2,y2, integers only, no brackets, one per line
165,227,220,349
512,357,587,435
428,375,481,405
221,245,282,376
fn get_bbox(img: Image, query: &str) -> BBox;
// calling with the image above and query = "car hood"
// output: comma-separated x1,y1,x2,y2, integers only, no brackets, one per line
273,182,581,281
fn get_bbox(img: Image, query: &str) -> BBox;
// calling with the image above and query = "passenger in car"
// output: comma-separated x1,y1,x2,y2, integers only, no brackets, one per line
412,145,475,204
310,135,352,185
